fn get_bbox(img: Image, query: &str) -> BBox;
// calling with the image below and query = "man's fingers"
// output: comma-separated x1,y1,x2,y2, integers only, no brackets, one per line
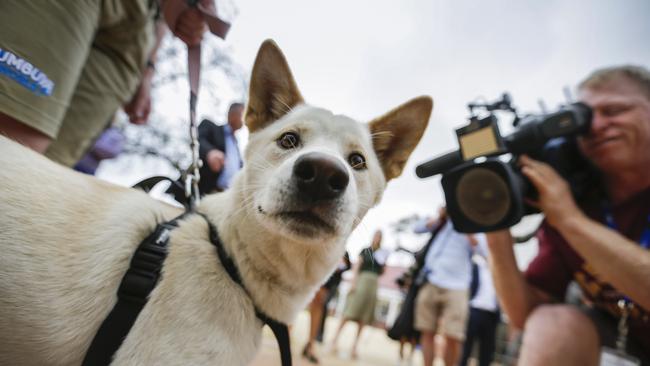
521,165,539,182
520,155,557,180
521,165,545,190
175,8,207,46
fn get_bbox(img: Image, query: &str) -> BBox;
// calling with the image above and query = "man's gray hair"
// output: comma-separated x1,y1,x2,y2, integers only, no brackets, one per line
579,65,650,100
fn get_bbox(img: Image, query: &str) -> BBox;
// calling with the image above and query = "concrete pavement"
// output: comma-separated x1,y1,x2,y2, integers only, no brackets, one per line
250,311,425,366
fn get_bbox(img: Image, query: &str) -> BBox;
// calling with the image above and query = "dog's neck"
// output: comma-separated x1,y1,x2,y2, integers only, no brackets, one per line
198,189,345,323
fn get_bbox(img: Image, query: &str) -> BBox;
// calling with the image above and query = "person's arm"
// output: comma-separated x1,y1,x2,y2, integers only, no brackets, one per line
123,19,167,124
487,230,553,328
343,252,351,272
414,217,439,234
520,155,650,309
348,255,364,293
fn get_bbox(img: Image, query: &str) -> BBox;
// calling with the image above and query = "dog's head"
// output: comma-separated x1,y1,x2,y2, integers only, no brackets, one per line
239,40,432,244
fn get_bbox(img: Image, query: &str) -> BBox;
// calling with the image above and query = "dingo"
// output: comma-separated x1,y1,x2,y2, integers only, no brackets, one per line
0,40,432,365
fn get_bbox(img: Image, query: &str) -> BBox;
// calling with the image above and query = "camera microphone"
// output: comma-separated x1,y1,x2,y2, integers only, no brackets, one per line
415,150,463,178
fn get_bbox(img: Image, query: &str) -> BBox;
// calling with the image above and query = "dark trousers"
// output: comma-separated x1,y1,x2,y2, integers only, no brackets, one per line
459,308,500,366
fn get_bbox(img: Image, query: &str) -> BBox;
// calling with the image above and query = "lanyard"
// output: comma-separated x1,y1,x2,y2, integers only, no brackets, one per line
603,207,650,249
601,203,650,354
602,204,650,302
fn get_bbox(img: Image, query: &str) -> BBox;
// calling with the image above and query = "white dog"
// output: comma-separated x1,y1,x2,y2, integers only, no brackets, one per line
0,40,432,365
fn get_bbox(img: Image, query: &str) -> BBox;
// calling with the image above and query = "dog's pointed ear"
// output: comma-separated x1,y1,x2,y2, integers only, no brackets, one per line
244,40,305,133
369,96,433,181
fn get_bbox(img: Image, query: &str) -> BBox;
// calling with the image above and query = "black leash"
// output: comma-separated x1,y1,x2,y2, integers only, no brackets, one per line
198,213,293,366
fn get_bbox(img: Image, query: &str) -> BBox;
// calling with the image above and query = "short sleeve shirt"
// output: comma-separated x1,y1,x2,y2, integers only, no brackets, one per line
525,187,650,351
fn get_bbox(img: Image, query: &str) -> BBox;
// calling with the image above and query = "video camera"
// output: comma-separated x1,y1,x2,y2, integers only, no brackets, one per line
416,93,596,233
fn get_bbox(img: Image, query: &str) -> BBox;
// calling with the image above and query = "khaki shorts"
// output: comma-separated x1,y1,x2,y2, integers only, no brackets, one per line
414,282,469,340
0,0,156,166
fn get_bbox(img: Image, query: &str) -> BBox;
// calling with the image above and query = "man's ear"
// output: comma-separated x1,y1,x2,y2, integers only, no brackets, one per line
244,39,304,133
369,96,433,181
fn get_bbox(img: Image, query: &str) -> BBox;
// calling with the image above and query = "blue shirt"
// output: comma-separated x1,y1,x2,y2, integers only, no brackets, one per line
216,125,241,190
419,220,486,290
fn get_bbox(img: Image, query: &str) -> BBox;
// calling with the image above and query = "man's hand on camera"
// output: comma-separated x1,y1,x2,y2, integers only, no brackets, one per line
519,155,585,228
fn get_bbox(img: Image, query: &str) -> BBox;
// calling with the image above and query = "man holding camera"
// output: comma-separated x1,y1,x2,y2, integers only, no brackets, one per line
488,65,650,365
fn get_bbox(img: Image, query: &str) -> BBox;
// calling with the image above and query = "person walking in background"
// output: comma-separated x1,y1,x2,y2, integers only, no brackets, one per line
387,267,420,366
388,210,451,366
302,252,351,364
316,254,351,344
331,230,386,360
459,241,500,366
413,206,486,366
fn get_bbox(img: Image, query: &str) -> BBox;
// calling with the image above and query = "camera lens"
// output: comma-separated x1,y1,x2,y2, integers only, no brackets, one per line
455,167,511,226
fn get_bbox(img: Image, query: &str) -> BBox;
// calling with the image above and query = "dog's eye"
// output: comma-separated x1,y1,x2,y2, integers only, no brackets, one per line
277,132,300,149
348,152,366,170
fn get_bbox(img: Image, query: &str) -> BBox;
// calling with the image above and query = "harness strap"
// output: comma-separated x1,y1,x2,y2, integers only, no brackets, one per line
255,310,292,366
82,213,188,366
132,175,180,193
199,213,293,366
83,210,291,365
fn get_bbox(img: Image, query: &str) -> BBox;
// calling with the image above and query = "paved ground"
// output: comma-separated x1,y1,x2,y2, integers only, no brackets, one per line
251,311,431,366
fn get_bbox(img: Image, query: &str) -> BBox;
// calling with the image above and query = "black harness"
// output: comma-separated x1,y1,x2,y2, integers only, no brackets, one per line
83,211,291,366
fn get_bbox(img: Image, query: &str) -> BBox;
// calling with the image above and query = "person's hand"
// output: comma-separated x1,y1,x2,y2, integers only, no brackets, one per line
519,155,584,228
163,0,208,46
425,217,436,229
123,73,153,125
206,149,225,172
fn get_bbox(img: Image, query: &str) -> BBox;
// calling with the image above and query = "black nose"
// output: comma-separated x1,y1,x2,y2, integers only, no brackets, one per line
293,152,350,202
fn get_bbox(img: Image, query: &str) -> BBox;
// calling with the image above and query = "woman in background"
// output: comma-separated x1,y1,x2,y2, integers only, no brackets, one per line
301,253,351,363
331,230,385,359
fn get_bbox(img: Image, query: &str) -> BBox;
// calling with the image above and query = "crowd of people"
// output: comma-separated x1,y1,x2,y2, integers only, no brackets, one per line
282,65,650,366
1,2,649,365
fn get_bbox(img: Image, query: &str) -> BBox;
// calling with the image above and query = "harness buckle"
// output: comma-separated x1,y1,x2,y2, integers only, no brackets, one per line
117,226,171,304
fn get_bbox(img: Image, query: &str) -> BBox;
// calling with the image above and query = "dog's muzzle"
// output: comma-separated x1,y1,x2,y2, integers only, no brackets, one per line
292,152,349,203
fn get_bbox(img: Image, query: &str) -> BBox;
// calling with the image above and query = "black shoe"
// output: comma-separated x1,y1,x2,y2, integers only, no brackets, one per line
302,344,320,364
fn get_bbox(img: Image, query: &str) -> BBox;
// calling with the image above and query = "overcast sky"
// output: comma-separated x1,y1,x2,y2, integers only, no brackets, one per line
101,0,650,263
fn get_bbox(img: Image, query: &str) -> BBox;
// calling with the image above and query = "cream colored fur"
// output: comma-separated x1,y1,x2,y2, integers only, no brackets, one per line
0,40,432,365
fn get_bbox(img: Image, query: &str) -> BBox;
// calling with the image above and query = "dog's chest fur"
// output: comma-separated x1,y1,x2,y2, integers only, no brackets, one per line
112,215,263,366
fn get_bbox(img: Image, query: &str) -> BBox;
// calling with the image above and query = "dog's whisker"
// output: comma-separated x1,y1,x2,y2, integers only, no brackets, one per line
247,159,274,171
274,97,294,116
370,130,394,139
